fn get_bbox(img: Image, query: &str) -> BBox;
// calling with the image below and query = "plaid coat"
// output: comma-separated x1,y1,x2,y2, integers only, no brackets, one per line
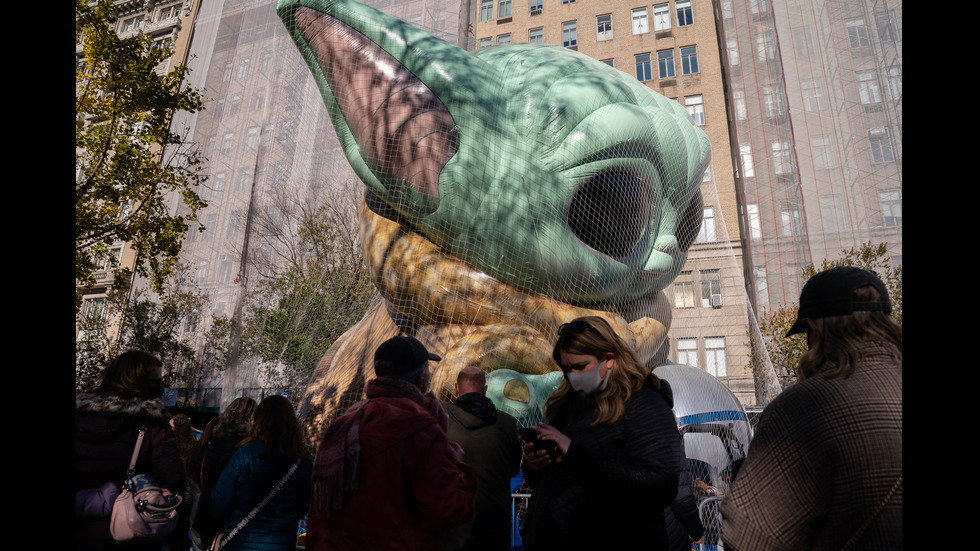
721,341,902,550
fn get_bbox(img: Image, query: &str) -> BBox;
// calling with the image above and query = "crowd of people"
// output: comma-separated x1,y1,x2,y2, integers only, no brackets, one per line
76,267,901,551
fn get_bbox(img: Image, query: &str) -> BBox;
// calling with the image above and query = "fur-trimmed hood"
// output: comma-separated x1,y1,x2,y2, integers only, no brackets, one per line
75,392,171,421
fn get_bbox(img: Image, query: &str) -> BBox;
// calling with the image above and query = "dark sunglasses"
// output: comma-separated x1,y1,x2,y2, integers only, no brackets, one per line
558,320,596,336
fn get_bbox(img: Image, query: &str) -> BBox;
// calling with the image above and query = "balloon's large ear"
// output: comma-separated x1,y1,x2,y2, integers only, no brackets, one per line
277,0,500,216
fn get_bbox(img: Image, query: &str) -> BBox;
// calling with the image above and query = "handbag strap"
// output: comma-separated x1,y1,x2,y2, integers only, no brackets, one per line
124,424,147,486
222,459,301,546
840,473,902,551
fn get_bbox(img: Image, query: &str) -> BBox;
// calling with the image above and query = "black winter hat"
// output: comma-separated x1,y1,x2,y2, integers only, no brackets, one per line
374,336,441,376
786,267,891,336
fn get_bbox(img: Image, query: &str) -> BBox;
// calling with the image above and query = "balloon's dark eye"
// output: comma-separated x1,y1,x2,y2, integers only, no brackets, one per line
567,169,653,258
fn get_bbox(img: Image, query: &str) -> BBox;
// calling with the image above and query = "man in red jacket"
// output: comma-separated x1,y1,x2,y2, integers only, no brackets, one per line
307,336,477,551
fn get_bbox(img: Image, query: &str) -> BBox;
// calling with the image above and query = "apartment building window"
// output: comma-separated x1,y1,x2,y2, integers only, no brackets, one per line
221,132,233,156
762,86,785,118
480,0,493,21
740,144,754,177
705,337,727,376
879,189,902,227
562,0,576,4
658,50,675,78
677,338,697,367
749,0,768,14
877,12,898,43
793,27,812,57
857,70,882,111
562,22,578,47
530,0,543,15
681,46,699,75
529,27,544,43
802,79,826,112
236,168,250,191
733,88,747,120
887,66,902,100
245,126,259,149
196,260,208,284
685,95,704,126
869,128,895,164
772,141,793,175
754,267,769,307
597,14,613,41
746,204,761,240
104,246,123,271
478,37,492,49
82,297,107,321
780,203,803,237
701,270,721,308
497,34,511,44
184,313,199,334
727,38,740,68
157,3,181,22
217,255,235,284
229,94,241,117
676,0,694,26
601,59,615,67
697,207,716,242
674,272,695,308
635,54,653,81
632,8,650,34
122,16,144,33
846,18,870,48
812,136,836,170
204,136,216,158
653,4,670,31
756,31,776,62
237,57,249,79
222,63,232,82
820,194,845,233
702,165,711,182
498,0,512,18
213,173,225,197
252,87,265,111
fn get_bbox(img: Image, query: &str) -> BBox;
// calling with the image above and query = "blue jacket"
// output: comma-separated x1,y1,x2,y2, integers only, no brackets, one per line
210,440,313,551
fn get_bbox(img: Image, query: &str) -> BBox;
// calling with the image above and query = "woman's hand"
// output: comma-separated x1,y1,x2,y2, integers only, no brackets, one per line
522,439,552,473
536,423,571,455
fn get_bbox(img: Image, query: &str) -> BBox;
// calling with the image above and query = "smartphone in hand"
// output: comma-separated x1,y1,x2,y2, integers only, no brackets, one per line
518,427,560,460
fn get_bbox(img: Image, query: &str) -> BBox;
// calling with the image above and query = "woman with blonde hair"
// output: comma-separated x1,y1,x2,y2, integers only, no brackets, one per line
521,316,681,550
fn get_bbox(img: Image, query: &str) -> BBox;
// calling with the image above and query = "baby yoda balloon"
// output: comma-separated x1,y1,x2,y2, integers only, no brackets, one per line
277,0,710,438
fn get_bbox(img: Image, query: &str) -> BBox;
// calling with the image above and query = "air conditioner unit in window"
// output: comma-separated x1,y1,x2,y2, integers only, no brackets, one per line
711,294,722,307
531,8,542,15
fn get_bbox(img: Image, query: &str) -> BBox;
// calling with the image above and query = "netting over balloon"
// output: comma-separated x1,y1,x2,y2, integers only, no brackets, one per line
167,0,782,443
277,0,715,438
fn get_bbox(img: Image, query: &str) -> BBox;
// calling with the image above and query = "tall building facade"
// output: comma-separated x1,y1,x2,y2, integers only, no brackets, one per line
476,0,756,405
718,0,902,311
76,0,203,342
163,0,475,403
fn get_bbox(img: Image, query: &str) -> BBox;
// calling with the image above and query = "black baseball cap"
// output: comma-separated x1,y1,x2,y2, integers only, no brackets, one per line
374,336,441,376
786,266,891,336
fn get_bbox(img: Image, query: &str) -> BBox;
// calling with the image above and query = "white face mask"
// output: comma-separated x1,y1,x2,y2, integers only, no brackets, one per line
566,358,611,396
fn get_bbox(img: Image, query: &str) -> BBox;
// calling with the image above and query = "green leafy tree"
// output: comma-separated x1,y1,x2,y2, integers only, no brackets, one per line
242,202,379,385
75,268,224,391
754,242,902,381
76,0,207,297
